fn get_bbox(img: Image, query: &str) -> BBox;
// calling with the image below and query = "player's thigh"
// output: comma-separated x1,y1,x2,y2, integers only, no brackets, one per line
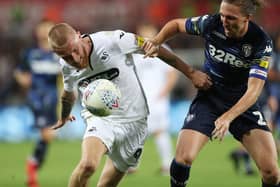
242,129,278,170
175,129,209,164
80,137,107,168
97,158,125,187
81,116,115,166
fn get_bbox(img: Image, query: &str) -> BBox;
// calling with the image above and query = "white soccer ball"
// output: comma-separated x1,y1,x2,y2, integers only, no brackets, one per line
82,79,121,117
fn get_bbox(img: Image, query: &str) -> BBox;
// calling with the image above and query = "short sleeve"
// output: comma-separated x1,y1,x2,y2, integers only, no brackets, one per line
185,14,212,36
114,30,143,54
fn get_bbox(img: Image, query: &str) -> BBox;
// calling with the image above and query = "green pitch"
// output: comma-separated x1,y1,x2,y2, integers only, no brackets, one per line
0,136,261,187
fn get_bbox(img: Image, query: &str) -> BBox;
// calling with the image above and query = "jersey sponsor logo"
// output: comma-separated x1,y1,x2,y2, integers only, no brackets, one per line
78,68,120,88
242,44,252,57
208,44,250,68
31,60,61,74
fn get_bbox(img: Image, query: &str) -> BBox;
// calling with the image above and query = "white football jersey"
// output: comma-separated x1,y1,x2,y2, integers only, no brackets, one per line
59,30,149,122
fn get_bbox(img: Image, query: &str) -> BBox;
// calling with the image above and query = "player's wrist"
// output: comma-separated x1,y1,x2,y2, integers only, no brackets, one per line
187,68,196,79
152,36,162,46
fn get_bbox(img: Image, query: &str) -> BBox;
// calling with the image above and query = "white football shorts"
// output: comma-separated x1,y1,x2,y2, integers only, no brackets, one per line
82,111,148,172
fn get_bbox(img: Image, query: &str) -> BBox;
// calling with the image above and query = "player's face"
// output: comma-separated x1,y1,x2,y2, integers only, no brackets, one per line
219,2,250,38
57,32,90,69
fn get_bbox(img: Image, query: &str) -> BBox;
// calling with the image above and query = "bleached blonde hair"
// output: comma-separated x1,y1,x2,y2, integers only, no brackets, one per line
48,23,76,52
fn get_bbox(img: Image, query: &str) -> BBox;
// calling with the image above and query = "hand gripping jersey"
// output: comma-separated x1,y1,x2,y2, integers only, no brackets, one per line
60,30,149,122
186,14,273,87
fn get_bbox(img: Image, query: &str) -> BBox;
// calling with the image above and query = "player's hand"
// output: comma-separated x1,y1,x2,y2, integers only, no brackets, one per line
142,40,160,58
51,115,76,130
212,114,232,141
190,70,212,90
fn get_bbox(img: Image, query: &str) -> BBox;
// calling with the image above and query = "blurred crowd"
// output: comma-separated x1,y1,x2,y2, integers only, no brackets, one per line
0,0,280,141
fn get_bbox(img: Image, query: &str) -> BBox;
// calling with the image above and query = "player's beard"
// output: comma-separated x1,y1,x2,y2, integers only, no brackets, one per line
224,26,236,38
224,23,246,39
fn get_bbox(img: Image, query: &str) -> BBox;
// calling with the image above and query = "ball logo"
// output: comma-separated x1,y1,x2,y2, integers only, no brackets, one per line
112,100,119,108
100,90,120,109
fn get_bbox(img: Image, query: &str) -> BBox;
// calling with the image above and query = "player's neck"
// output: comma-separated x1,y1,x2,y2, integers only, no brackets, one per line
237,23,248,39
83,36,93,57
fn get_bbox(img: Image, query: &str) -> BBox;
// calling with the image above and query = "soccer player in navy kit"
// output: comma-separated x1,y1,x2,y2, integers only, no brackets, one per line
143,0,280,186
14,20,60,187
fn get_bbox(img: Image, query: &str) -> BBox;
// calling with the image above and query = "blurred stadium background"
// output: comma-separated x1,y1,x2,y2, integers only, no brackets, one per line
0,0,280,186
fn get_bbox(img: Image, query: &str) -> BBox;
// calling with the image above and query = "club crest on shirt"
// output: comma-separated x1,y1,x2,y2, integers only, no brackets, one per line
100,51,110,62
242,44,252,57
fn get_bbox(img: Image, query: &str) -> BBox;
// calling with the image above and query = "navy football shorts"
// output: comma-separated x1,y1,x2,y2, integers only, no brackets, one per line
182,83,271,141
32,108,57,129
28,91,58,129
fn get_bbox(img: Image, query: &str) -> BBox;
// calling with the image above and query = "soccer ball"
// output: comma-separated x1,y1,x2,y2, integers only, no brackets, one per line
82,79,121,117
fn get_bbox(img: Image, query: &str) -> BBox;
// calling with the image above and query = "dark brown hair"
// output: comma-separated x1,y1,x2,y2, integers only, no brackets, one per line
222,0,264,15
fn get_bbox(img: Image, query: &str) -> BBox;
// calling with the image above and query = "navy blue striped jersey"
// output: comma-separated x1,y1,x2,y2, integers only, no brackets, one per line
185,14,273,86
18,48,61,109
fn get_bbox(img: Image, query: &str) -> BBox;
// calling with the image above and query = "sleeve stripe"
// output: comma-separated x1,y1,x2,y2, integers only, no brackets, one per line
249,68,267,79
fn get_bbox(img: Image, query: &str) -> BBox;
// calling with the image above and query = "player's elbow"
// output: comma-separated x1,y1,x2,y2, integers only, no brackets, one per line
170,18,186,33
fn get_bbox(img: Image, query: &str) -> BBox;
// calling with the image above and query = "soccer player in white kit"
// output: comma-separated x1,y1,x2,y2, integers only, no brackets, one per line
48,23,212,187
133,23,178,175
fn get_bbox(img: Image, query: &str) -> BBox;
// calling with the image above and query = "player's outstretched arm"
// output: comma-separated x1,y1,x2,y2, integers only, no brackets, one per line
51,90,76,130
212,77,265,141
142,18,187,58
157,46,212,90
